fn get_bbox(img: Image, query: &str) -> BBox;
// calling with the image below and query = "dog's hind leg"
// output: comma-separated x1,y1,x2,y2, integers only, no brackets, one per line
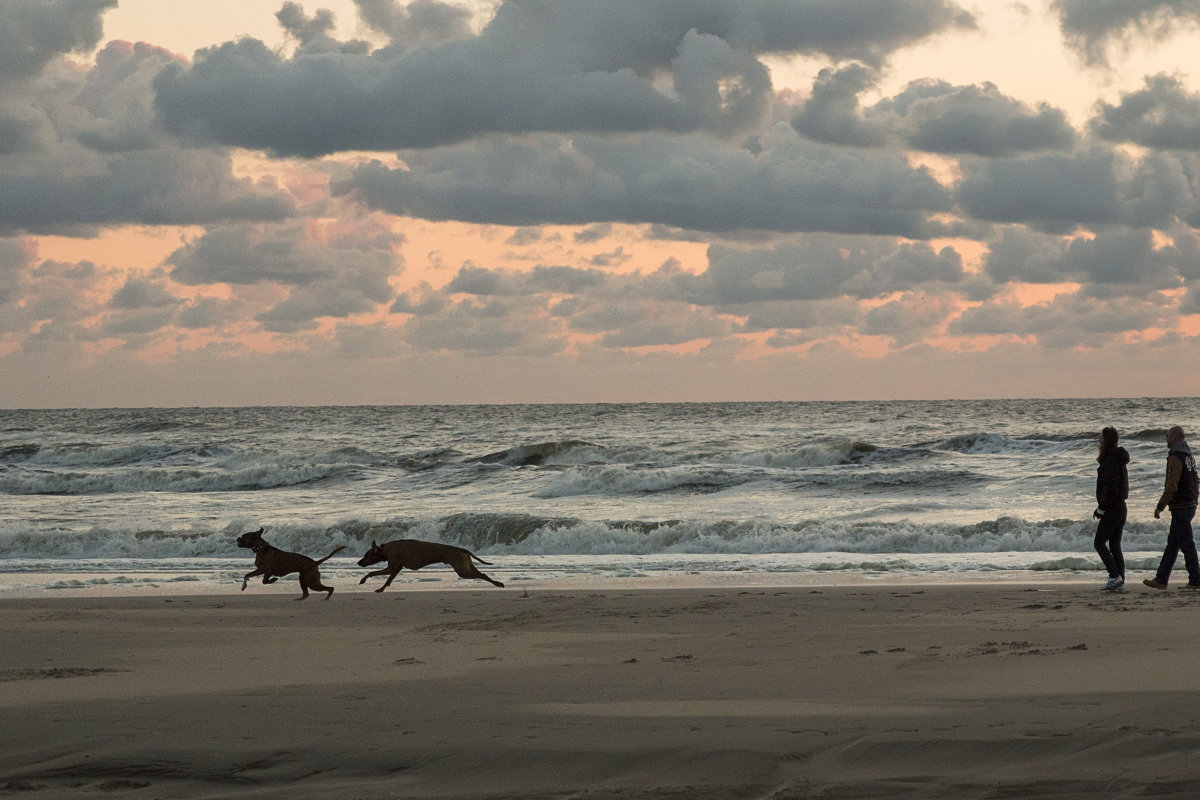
296,575,310,600
452,559,505,588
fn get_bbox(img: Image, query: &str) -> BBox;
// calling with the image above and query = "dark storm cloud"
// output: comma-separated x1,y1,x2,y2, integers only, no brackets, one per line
1052,0,1200,66
110,275,181,309
0,149,294,235
153,0,973,156
1092,74,1200,150
0,0,114,82
0,41,295,235
791,64,890,148
794,65,1076,157
0,237,32,310
880,80,1076,157
953,147,1196,234
983,226,1182,288
341,127,953,237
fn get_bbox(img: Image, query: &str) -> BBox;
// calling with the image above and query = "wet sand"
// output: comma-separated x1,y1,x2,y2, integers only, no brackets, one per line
1,583,1199,798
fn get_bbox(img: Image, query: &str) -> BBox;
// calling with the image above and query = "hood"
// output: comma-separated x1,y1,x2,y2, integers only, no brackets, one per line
1171,440,1193,457
1104,446,1130,465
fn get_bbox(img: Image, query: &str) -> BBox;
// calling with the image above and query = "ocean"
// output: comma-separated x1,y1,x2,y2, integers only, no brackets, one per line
0,398,1195,596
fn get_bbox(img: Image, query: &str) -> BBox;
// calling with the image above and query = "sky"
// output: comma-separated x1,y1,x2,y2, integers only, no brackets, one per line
4,1,1200,407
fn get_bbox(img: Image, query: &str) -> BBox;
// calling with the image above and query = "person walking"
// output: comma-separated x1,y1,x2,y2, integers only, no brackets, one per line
1094,426,1128,591
1143,425,1200,590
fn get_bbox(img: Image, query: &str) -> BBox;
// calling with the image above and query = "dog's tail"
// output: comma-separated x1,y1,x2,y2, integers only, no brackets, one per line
316,545,347,564
468,549,493,566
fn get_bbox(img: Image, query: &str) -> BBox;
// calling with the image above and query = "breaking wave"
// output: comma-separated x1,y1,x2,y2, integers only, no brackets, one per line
0,514,1166,560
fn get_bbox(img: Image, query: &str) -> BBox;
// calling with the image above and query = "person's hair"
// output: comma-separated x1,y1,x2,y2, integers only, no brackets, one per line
1098,426,1119,462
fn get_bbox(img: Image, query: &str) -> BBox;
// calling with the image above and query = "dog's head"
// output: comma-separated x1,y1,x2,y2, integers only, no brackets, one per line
357,540,386,567
235,528,266,549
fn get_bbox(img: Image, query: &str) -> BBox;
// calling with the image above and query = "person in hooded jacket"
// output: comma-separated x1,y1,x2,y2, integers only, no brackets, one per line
1143,425,1200,590
1094,426,1129,590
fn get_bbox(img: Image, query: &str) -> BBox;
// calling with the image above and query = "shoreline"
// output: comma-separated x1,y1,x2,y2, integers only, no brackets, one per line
0,549,1172,599
3,583,1200,798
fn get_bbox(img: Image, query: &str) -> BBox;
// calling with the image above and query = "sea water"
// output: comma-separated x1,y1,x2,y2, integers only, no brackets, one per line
0,399,1195,595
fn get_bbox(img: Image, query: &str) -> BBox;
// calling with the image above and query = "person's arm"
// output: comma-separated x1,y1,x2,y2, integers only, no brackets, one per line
1156,455,1182,516
1097,462,1118,510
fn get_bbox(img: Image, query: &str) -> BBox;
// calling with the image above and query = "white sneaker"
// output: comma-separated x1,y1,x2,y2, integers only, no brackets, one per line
1103,575,1125,591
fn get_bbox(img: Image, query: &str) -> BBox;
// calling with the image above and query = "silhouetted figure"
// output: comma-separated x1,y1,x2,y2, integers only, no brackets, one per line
1094,426,1128,591
1143,426,1200,590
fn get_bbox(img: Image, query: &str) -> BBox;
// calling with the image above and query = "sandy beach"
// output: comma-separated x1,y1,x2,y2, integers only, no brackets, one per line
2,582,1200,799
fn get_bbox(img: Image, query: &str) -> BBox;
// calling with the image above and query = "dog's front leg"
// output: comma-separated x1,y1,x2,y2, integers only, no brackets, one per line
241,569,264,590
359,568,391,586
376,568,403,592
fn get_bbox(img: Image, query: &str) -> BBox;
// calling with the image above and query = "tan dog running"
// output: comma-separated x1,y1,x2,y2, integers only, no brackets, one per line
236,528,345,600
357,539,504,591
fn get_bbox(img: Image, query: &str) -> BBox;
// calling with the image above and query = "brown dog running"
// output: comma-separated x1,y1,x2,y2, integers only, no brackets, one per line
236,528,346,600
357,539,504,591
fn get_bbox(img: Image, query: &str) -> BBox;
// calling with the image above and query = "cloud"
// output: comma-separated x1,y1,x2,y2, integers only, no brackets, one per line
953,146,1196,233
341,125,953,237
792,64,890,148
861,293,958,345
110,274,181,309
950,294,1172,347
1092,74,1200,150
387,233,974,354
168,220,402,332
1052,0,1200,66
401,297,568,354
596,302,733,348
670,236,966,306
352,0,474,47
0,41,295,235
153,0,973,156
0,245,110,341
878,79,1076,157
0,0,115,82
793,65,1076,157
983,226,1183,289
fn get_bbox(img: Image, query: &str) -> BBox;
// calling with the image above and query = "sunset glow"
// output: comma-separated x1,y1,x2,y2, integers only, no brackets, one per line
5,0,1200,406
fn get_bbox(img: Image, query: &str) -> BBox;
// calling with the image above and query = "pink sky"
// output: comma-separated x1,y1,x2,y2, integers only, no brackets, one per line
4,1,1200,406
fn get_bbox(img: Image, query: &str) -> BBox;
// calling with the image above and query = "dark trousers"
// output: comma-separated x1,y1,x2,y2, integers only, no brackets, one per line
1094,506,1126,579
1155,506,1200,586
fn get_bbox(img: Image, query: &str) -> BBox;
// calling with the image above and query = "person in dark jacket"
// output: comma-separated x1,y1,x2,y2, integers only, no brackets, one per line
1094,426,1129,591
1143,425,1200,590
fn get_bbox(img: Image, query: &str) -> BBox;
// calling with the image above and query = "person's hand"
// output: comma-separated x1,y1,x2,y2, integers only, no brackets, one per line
1094,508,1103,519
1154,507,1162,519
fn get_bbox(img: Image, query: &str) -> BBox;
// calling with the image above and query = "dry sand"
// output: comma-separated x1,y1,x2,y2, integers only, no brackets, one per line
1,582,1200,798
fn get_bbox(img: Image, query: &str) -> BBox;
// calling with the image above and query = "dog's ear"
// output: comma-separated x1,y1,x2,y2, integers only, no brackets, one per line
371,540,378,549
